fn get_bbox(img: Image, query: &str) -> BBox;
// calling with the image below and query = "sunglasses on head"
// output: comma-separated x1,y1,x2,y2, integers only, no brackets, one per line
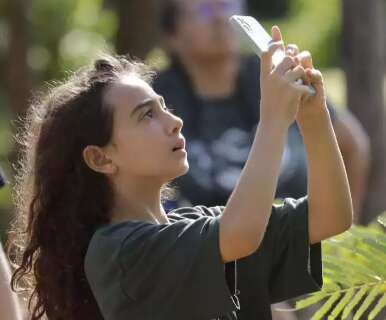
191,0,242,22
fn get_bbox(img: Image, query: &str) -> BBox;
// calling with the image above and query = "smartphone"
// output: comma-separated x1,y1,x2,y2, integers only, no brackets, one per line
229,15,316,96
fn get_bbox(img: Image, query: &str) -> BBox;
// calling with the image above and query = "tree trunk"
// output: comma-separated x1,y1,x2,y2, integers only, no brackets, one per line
6,0,30,118
342,0,386,224
114,0,159,59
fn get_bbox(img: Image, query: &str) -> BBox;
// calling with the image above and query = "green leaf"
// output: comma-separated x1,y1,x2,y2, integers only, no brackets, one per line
322,271,347,285
327,240,386,278
341,285,369,319
369,293,386,320
328,288,355,319
296,224,386,320
322,282,341,292
295,292,328,310
346,227,386,252
348,229,386,256
353,284,382,320
311,292,341,320
323,255,380,283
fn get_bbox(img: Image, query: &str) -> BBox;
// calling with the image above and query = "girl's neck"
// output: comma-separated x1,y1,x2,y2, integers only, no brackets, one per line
109,177,168,225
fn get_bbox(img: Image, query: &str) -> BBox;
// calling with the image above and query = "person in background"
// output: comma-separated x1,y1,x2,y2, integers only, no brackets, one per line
154,0,370,223
0,170,22,320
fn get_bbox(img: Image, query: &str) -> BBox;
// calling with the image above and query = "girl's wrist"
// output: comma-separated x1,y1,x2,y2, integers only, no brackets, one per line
297,106,332,134
257,116,290,140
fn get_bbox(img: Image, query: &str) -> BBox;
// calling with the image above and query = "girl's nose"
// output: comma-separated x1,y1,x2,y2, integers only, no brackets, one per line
168,114,183,136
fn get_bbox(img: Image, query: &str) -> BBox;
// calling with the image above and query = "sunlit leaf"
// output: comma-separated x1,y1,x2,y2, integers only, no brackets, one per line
353,285,382,320
369,293,386,320
295,292,328,310
328,288,355,319
311,292,341,320
341,285,369,319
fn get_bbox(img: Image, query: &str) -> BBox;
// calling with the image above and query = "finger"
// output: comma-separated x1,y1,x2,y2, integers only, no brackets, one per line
302,69,312,86
271,25,282,42
297,50,313,69
286,44,299,57
274,56,296,75
292,82,316,96
261,41,285,76
306,68,323,86
285,65,306,82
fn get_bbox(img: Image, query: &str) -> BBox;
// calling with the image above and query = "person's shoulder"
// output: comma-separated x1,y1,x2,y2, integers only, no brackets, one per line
93,220,151,241
85,221,151,262
89,205,222,244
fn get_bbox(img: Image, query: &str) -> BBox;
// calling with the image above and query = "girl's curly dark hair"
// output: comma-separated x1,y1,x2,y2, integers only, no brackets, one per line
7,55,162,319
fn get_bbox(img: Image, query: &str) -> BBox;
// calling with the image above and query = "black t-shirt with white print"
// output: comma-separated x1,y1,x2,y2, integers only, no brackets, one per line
84,197,322,320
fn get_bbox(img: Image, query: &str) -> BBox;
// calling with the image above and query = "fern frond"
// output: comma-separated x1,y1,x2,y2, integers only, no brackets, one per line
341,285,369,319
353,284,382,320
328,287,355,319
369,293,386,320
294,223,386,319
295,292,328,310
327,239,386,278
310,292,340,320
348,228,386,255
323,255,380,284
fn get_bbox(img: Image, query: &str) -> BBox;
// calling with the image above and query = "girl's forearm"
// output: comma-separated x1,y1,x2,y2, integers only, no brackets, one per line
298,109,353,244
220,119,288,261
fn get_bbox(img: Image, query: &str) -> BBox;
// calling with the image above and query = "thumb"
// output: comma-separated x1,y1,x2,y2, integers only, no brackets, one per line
261,41,284,76
261,26,285,76
271,25,282,42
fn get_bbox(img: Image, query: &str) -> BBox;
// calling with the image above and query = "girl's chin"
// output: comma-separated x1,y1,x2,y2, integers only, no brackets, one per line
172,162,189,180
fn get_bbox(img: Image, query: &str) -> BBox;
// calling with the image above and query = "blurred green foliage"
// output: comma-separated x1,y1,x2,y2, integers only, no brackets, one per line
28,0,117,81
263,0,341,68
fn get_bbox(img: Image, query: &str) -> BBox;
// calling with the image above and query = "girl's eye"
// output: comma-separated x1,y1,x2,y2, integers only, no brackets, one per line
142,104,174,120
143,109,153,119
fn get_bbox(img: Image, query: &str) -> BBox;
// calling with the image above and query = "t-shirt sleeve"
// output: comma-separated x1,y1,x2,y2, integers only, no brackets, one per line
268,197,323,303
118,213,236,319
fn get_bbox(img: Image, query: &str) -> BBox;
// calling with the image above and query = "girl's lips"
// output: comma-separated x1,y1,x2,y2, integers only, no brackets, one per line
174,148,187,154
172,138,185,151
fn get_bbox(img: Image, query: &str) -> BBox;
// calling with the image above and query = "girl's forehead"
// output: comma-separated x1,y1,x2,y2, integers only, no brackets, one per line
104,75,156,112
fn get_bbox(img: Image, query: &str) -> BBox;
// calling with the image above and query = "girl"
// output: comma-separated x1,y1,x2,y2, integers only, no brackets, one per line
9,27,352,320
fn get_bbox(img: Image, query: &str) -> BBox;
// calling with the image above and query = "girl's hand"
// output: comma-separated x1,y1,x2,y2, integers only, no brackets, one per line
259,27,310,129
285,44,329,122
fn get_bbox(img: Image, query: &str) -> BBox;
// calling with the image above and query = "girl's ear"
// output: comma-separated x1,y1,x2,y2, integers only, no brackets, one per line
82,145,117,175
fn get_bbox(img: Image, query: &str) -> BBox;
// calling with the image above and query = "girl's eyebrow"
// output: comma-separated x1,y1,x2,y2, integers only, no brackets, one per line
130,98,155,118
130,95,166,118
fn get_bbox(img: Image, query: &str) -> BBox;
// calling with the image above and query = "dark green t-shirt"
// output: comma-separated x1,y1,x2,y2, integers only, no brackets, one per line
84,197,322,320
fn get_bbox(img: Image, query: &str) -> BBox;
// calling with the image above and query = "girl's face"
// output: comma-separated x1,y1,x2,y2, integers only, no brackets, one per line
103,74,189,182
